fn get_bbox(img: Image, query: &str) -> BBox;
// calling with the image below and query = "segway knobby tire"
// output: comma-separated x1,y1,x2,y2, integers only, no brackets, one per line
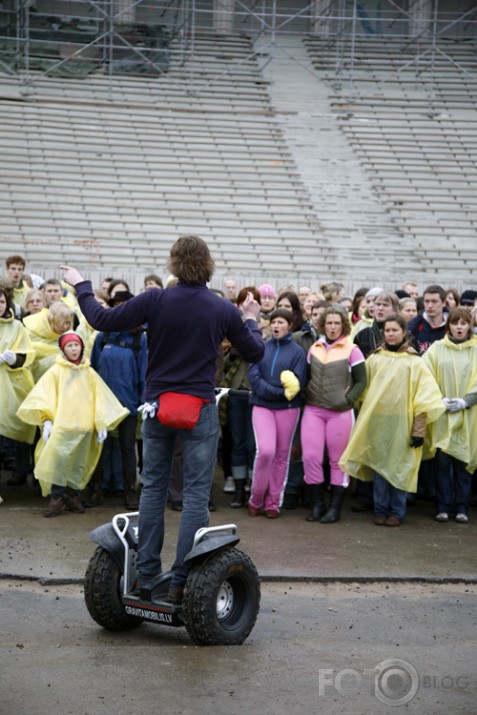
84,546,142,631
182,548,260,645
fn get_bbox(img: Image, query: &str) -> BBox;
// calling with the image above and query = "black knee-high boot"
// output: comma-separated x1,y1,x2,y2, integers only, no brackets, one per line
306,483,326,522
320,485,346,523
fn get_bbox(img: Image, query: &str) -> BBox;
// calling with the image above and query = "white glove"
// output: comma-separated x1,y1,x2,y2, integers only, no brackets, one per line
42,420,53,442
138,402,157,420
96,428,108,443
445,398,468,412
0,350,16,366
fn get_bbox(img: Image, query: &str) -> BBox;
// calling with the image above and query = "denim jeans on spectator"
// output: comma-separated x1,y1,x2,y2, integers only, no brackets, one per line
373,472,407,520
436,450,472,516
137,402,219,588
227,392,255,480
51,483,80,498
101,436,124,492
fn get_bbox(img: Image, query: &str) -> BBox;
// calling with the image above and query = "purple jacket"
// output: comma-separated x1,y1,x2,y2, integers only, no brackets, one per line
75,281,264,401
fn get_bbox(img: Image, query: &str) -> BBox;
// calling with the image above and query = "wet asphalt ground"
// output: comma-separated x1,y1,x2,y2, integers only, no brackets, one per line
1,473,476,714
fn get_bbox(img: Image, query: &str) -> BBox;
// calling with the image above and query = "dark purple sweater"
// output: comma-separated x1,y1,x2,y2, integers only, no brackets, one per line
75,281,264,401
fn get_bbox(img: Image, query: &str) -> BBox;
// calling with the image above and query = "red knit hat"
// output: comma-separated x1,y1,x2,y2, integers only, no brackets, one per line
58,331,84,364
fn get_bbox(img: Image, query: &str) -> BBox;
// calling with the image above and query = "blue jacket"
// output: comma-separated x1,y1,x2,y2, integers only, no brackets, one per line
91,330,148,413
248,333,307,409
407,312,447,355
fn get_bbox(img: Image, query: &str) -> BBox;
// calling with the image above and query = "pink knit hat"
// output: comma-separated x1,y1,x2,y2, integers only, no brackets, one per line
258,284,277,298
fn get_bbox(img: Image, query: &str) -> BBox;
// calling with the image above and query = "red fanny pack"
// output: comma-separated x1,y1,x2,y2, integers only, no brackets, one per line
157,392,210,430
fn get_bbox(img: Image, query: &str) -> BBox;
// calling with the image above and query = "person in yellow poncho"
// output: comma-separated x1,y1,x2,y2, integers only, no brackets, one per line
339,314,445,527
17,331,130,518
0,287,36,488
23,302,74,382
423,308,477,524
5,254,30,308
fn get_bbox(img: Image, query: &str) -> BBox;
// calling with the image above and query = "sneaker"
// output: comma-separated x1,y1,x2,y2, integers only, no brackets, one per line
374,515,387,525
435,512,449,522
247,504,260,517
65,494,85,513
384,516,401,527
264,509,279,519
44,496,66,518
223,476,235,494
230,482,246,508
455,513,469,523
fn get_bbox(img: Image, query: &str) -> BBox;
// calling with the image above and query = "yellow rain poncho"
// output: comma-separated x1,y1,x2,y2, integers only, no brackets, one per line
339,347,445,493
0,313,36,444
23,309,63,382
423,335,477,474
13,282,31,309
17,354,129,496
350,314,373,340
61,283,79,314
76,317,97,360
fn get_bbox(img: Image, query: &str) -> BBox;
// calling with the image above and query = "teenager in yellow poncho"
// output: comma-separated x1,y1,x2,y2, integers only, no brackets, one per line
5,254,30,308
17,331,129,518
340,314,445,527
0,287,36,488
423,308,477,524
23,302,74,382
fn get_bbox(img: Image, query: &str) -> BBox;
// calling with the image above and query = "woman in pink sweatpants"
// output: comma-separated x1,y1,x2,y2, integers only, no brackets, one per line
247,309,308,518
301,305,366,524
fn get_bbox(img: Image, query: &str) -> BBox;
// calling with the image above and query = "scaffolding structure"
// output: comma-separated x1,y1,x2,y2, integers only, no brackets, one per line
0,0,475,99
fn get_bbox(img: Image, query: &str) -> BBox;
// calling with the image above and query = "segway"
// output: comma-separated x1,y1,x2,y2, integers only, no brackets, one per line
84,512,261,645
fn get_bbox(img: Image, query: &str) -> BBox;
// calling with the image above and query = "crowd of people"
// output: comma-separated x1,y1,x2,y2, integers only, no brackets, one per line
2,249,477,532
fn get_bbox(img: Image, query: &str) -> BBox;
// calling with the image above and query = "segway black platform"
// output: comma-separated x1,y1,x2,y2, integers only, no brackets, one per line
84,512,260,645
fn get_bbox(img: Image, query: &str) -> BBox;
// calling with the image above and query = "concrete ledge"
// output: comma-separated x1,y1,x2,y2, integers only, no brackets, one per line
1,482,476,585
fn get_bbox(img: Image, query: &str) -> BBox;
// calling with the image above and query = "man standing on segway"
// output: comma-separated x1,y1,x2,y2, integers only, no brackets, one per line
61,235,264,604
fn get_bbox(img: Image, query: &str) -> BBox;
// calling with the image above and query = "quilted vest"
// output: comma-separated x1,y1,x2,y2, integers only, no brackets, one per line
305,336,355,412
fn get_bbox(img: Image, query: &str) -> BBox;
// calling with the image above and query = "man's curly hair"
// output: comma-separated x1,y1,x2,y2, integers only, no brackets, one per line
168,235,215,285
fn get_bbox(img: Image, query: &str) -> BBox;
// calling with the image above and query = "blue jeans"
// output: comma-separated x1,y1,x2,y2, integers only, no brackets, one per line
51,484,79,498
101,436,124,492
137,402,219,588
436,451,472,515
373,473,407,520
227,393,255,480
